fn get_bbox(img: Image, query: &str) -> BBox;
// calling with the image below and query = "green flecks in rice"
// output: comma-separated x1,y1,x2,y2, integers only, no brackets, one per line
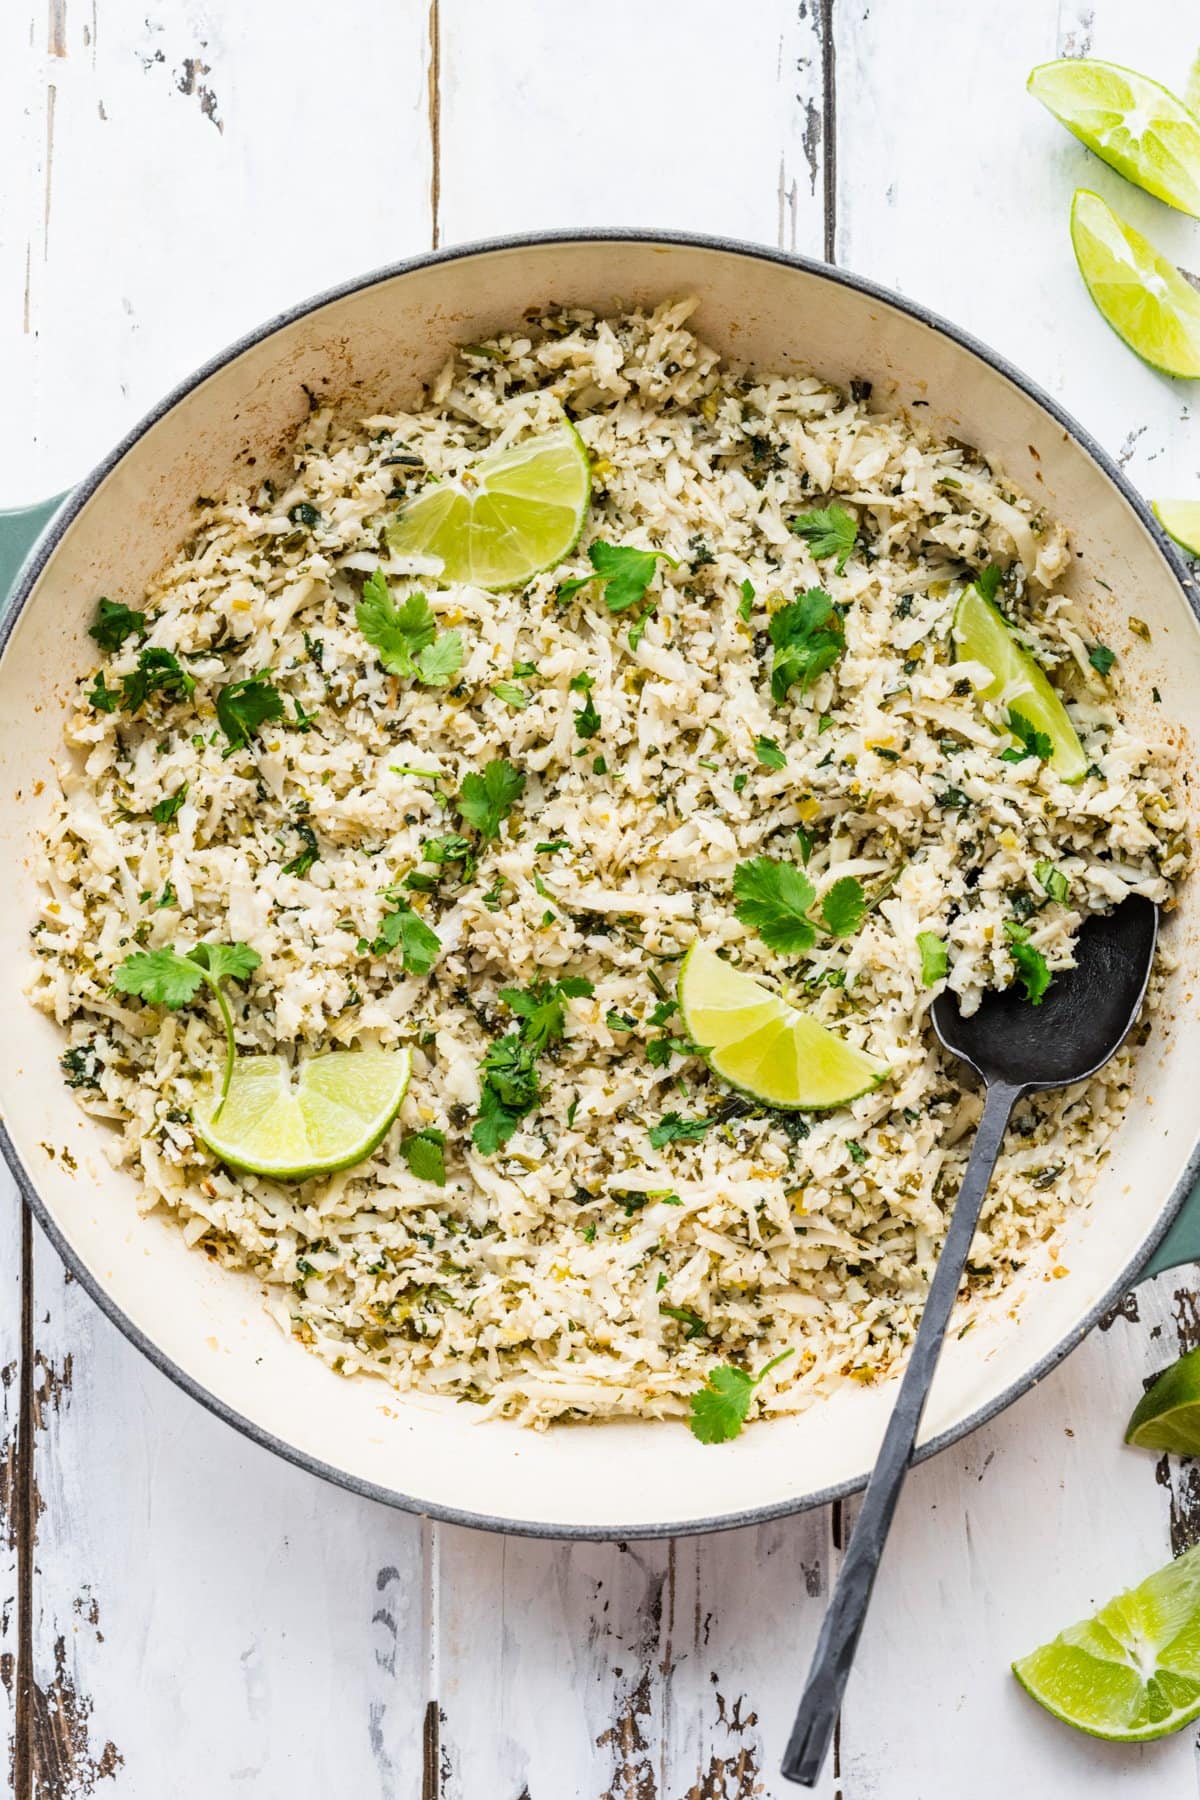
29,297,1189,1428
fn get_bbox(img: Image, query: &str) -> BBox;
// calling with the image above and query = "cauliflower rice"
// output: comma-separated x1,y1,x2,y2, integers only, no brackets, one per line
30,297,1189,1427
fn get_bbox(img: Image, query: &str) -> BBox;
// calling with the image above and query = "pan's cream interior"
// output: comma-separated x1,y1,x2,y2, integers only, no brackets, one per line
3,238,1198,1533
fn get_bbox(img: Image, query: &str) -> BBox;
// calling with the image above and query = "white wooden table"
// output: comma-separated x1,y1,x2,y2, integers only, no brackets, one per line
3,3,1200,1793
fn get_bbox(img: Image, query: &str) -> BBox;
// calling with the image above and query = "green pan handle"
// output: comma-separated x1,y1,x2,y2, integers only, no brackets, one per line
1140,1182,1200,1282
0,492,71,610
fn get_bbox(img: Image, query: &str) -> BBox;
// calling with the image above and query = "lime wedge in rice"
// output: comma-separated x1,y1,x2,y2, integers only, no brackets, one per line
386,424,591,590
1126,1344,1200,1454
952,580,1087,782
1028,60,1200,218
1069,189,1200,378
194,1046,411,1180
678,943,887,1111
1013,1542,1200,1741
1153,499,1200,557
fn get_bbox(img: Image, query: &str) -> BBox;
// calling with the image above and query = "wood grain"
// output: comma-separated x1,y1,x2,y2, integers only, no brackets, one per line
4,1,1200,1795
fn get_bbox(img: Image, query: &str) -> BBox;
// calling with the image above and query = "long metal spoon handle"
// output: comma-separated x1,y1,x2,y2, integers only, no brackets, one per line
781,1077,1021,1787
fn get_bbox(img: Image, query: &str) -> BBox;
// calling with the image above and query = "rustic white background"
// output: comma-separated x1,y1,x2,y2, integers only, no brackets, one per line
2,2,1200,1795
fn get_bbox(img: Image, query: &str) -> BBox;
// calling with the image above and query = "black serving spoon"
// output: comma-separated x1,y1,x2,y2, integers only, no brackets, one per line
781,894,1158,1788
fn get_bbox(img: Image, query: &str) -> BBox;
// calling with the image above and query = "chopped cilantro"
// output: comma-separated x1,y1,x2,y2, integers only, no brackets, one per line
493,681,530,709
1089,643,1116,676
117,648,196,715
974,564,1002,603
789,504,858,574
1005,921,1052,1005
821,875,867,939
585,541,675,613
1001,709,1052,764
456,758,525,840
370,897,441,976
660,1303,708,1339
473,974,593,1154
754,735,787,771
768,588,845,704
216,670,285,754
151,784,188,825
403,1127,447,1186
732,856,817,954
288,501,321,528
113,940,259,1113
649,1112,713,1149
281,820,320,878
356,571,464,686
738,578,755,622
574,685,602,740
89,597,148,654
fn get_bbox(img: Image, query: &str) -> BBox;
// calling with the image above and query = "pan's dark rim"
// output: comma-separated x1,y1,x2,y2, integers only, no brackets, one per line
3,226,1198,1542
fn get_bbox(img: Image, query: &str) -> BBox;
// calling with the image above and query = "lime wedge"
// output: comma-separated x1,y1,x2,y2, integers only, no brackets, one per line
1126,1345,1200,1454
386,424,591,590
1013,1543,1200,1741
1029,60,1200,218
678,942,887,1111
1070,188,1200,378
195,1046,411,1179
1153,499,1200,556
952,582,1087,782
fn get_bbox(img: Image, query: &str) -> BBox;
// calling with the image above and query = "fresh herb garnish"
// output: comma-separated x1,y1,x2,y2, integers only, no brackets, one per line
581,541,675,613
1001,708,1052,765
649,1112,713,1149
789,504,858,574
288,501,321,528
151,784,188,825
1004,921,1052,1005
754,735,787,771
499,975,594,1054
493,681,531,709
113,940,260,1114
92,648,195,716
738,578,755,622
916,932,948,987
768,588,845,704
456,758,525,840
975,564,1002,603
368,896,441,976
281,820,320,878
572,674,602,739
1088,643,1116,677
216,671,285,753
688,1349,795,1444
89,597,148,654
733,857,817,953
1034,859,1070,905
472,975,594,1154
660,1303,708,1339
402,1127,447,1186
821,876,868,939
61,1043,102,1090
356,571,464,687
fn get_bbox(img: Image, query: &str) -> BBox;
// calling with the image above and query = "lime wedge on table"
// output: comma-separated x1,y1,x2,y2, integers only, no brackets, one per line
1153,499,1200,557
952,582,1087,782
1013,1542,1200,1741
1070,189,1200,378
195,1046,411,1180
678,943,887,1111
1029,60,1200,218
1126,1344,1200,1454
386,424,591,590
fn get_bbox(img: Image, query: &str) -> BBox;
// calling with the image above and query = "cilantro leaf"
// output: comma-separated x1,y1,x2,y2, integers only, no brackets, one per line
187,942,261,984
89,597,148,654
768,588,845,705
649,1112,713,1149
499,976,594,1054
120,648,196,715
456,758,525,840
789,505,858,575
403,1127,447,1186
216,671,285,754
281,820,320,878
372,898,441,976
1034,859,1070,905
974,564,1003,604
688,1349,795,1444
916,931,948,987
1003,709,1052,764
821,875,867,939
660,1304,708,1339
738,578,755,622
754,735,787,772
732,856,817,954
473,1034,541,1153
113,940,260,1113
493,681,531,709
1004,921,1052,1005
87,672,119,713
1089,643,1116,677
356,571,463,686
151,784,188,825
574,685,602,739
587,541,673,613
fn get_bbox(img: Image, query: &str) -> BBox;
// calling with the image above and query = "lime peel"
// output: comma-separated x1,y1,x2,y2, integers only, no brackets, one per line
678,943,887,1111
386,424,591,590
195,1046,412,1180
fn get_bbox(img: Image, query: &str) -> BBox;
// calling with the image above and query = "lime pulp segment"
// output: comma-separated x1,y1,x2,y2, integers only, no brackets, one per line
1153,499,1200,557
1126,1344,1200,1454
678,943,887,1111
385,424,591,590
1070,188,1200,378
195,1045,412,1179
952,582,1087,782
1013,1542,1200,1741
1029,59,1200,218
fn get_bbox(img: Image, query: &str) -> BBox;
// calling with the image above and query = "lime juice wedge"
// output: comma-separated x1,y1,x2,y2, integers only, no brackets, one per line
1153,499,1200,557
952,582,1087,782
195,1045,411,1180
1013,1542,1200,1741
1070,189,1200,378
386,424,591,590
1126,1344,1200,1454
1029,60,1200,218
678,942,887,1111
